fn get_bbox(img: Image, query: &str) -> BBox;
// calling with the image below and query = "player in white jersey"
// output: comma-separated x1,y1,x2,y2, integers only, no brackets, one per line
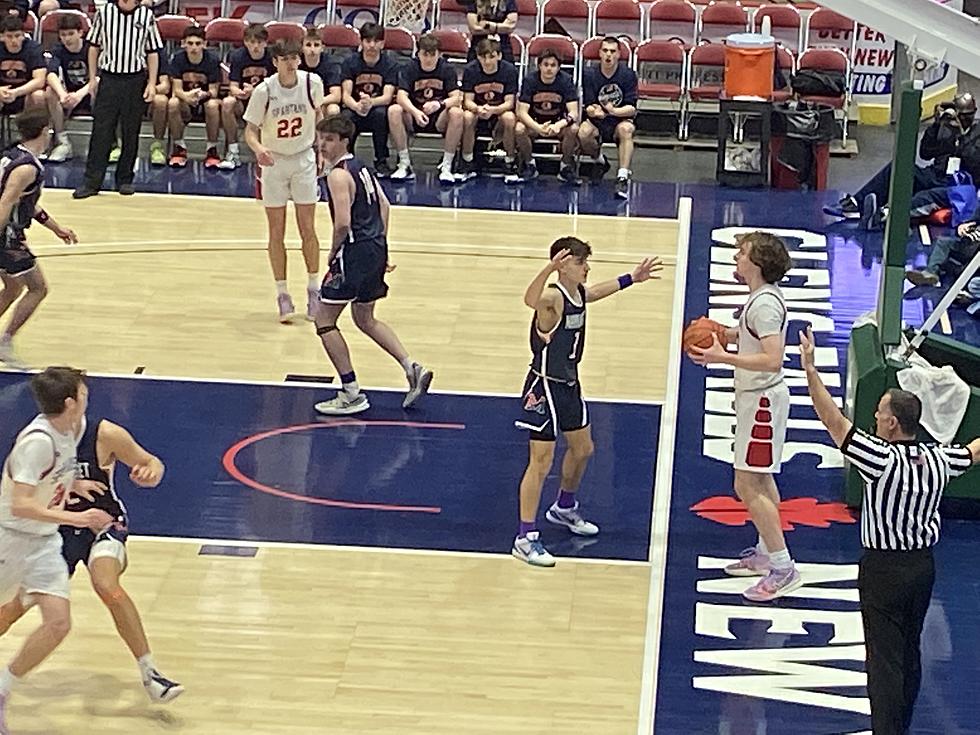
244,38,326,324
0,367,113,731
689,232,800,602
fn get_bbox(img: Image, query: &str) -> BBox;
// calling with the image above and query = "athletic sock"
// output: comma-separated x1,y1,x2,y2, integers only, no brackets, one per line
617,167,630,179
229,142,240,154
518,520,536,538
56,132,69,144
174,139,186,150
440,151,454,168
0,667,20,696
462,152,474,163
340,371,359,397
137,654,156,679
399,356,414,377
307,273,319,291
207,140,219,149
756,537,769,556
556,489,576,509
397,149,411,166
275,280,288,296
769,548,793,570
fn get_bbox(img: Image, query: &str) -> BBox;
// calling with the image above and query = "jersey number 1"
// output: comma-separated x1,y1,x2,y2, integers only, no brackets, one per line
276,117,302,138
569,331,581,360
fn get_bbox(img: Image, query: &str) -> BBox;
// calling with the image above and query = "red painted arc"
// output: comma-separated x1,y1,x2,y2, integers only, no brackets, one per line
222,419,466,513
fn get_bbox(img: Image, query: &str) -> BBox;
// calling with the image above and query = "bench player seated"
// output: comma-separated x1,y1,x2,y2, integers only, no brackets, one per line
579,36,637,199
341,22,398,177
460,38,518,181
513,49,580,185
167,26,222,168
388,33,463,185
220,23,274,170
44,13,92,163
0,16,46,119
300,26,341,117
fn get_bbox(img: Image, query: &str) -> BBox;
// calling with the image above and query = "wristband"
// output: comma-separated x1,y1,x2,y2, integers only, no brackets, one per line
34,209,50,224
617,273,633,290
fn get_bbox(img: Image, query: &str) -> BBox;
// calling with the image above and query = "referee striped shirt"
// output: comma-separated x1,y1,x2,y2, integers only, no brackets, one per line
842,427,973,550
87,2,163,74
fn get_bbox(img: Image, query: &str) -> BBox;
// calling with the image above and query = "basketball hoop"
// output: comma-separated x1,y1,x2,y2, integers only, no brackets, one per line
383,0,431,34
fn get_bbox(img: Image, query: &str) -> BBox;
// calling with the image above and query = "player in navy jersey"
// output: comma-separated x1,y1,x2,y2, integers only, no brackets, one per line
301,26,342,116
460,38,519,181
219,23,274,170
0,16,46,118
579,37,638,199
341,22,398,178
463,0,518,63
313,115,433,415
512,49,580,185
43,14,92,163
0,416,184,703
388,33,463,185
167,26,222,168
0,110,78,369
513,237,662,567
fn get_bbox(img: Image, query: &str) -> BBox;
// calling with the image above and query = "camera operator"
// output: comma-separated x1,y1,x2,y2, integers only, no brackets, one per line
827,92,978,228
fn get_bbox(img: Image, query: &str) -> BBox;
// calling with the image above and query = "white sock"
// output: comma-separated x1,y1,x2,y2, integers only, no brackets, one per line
398,149,411,166
399,356,414,377
275,280,288,296
56,131,69,144
342,378,360,397
756,537,769,556
207,140,219,149
769,548,793,570
137,654,156,678
229,142,240,154
307,273,319,291
0,667,21,696
440,151,454,168
175,139,186,150
462,152,474,162
617,167,630,179
504,155,514,164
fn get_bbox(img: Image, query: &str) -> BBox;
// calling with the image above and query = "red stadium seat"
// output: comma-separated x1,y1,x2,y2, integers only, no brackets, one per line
383,26,417,56
581,35,631,67
753,3,801,55
318,22,360,53
687,42,725,100
797,46,851,142
23,10,38,40
772,44,794,101
428,28,470,61
434,0,470,34
540,0,591,42
264,21,307,43
592,0,642,47
633,39,686,136
698,1,749,44
157,14,197,44
205,18,247,45
525,33,579,83
647,0,697,47
38,9,89,49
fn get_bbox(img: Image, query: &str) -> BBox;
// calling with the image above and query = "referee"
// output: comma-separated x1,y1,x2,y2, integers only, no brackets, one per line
800,327,979,734
72,0,163,199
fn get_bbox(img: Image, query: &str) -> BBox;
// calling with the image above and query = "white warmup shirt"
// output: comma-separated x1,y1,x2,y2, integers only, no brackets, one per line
735,283,788,393
244,70,325,156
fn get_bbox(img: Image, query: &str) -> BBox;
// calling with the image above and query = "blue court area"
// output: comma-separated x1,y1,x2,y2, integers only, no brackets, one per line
0,373,659,561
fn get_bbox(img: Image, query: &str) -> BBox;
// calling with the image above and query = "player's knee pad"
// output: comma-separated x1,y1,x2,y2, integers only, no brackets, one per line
316,324,339,337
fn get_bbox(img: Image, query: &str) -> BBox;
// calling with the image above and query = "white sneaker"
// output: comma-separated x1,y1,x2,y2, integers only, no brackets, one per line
0,339,28,370
277,293,297,324
314,392,370,416
143,670,184,703
437,164,455,185
403,362,433,409
546,502,599,536
47,139,73,162
217,150,241,170
306,288,320,322
390,162,415,181
512,531,556,567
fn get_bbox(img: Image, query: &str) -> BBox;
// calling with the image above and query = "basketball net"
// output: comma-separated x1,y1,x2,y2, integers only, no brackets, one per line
383,0,430,34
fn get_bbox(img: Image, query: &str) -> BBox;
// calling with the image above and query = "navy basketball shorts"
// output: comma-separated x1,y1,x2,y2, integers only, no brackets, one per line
60,523,130,576
514,371,589,442
591,117,628,144
0,229,36,276
320,238,389,304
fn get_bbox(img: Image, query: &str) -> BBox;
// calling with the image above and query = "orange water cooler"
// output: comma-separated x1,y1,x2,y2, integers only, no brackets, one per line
724,33,776,99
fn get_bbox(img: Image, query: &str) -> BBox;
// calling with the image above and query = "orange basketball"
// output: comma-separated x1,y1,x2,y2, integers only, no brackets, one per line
683,317,726,353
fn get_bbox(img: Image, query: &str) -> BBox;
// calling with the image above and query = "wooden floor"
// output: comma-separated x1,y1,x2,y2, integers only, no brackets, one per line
0,192,681,734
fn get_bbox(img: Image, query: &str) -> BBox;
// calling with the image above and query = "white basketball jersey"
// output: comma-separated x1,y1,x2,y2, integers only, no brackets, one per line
0,415,80,536
735,284,787,393
245,70,324,156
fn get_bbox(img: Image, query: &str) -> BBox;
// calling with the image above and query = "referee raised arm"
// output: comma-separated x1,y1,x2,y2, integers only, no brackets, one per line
800,327,980,735
73,0,162,199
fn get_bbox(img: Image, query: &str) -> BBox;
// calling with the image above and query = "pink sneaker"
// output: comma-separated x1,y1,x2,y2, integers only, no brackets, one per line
277,293,297,323
724,547,770,577
306,289,320,322
743,566,802,602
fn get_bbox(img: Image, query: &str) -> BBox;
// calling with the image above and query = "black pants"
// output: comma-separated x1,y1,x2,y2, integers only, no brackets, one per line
83,70,147,190
855,163,950,217
343,107,389,164
858,548,935,735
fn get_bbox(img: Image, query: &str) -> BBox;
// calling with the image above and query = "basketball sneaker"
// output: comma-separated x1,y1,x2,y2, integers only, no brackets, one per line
590,153,610,181
502,159,523,185
47,139,73,162
512,531,555,567
204,146,221,168
437,163,455,185
390,162,415,181
277,293,297,323
0,692,8,735
454,158,477,182
742,566,802,602
217,150,241,170
143,670,185,703
109,144,121,163
822,195,860,219
615,175,630,200
403,363,433,409
169,145,188,168
724,547,771,577
374,159,394,178
558,163,581,186
306,288,320,321
546,502,599,536
315,392,370,416
149,139,166,166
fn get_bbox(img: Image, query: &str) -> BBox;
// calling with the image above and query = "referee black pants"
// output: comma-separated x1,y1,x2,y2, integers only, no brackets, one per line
83,70,147,190
858,548,935,735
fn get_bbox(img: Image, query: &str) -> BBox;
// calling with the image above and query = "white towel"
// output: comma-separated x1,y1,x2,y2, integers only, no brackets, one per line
897,353,971,443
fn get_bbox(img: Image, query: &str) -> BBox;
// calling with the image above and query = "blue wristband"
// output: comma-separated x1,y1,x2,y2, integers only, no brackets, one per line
618,273,633,290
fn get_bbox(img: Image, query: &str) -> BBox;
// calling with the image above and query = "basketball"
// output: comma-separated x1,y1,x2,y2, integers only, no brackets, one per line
683,317,726,353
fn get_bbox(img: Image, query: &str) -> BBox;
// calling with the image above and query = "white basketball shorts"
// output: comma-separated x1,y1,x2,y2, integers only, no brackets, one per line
733,381,790,474
0,529,70,603
256,147,318,208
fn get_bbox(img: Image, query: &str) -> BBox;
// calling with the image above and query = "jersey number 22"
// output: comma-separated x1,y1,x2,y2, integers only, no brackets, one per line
276,117,302,138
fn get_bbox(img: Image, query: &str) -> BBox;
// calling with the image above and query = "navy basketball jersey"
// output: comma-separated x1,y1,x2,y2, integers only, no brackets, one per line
0,145,43,233
529,283,587,382
327,154,386,245
72,418,128,524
